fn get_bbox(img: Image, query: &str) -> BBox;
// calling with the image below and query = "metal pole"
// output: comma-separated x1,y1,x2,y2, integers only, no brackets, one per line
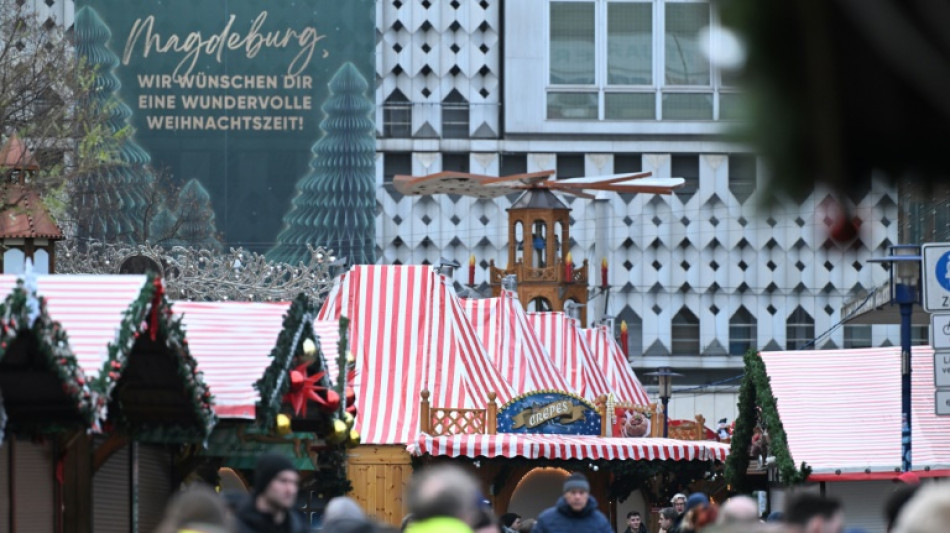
662,396,670,439
896,282,914,472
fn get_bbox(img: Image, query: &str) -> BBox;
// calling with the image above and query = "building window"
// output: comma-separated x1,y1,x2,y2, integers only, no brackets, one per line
786,307,815,350
547,0,731,121
617,307,643,359
501,153,527,176
382,90,411,138
383,153,412,184
442,153,469,173
728,154,756,204
442,89,469,139
671,154,699,202
912,325,928,346
729,306,756,355
843,324,872,349
556,154,586,179
671,307,699,355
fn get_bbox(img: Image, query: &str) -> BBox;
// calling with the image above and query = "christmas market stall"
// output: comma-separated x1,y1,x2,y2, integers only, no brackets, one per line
317,264,730,529
726,347,950,532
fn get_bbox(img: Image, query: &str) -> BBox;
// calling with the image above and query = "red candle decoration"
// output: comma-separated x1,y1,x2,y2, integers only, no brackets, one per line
601,257,608,289
564,252,573,281
619,320,629,358
469,254,476,286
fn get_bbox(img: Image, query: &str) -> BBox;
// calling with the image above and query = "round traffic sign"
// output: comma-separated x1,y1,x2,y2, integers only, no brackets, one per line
938,251,950,292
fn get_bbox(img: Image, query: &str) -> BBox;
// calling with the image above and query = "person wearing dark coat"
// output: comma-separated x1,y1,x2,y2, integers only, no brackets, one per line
235,453,309,533
533,473,612,533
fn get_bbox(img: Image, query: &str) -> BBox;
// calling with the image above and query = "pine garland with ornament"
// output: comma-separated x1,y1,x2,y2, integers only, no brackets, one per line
94,275,216,442
0,279,101,434
724,349,810,491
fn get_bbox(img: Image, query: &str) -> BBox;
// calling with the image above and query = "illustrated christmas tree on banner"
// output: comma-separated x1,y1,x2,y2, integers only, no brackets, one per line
73,6,156,243
267,63,376,266
165,180,224,250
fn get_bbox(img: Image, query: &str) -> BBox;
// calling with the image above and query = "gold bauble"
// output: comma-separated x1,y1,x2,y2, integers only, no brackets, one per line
328,419,348,444
276,414,292,436
346,351,356,365
347,429,361,448
344,412,355,428
302,338,317,357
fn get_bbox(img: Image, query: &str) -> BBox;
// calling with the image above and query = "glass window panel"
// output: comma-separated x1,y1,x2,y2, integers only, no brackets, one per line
671,308,700,355
605,92,656,120
671,154,699,201
665,2,711,86
729,307,756,355
786,307,815,350
550,2,596,85
607,3,653,85
843,324,872,349
719,93,746,121
912,325,928,346
3,249,24,274
662,92,713,120
728,154,756,204
547,92,598,119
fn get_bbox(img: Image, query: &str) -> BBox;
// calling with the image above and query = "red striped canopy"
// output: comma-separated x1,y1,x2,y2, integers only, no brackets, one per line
526,312,613,401
0,274,149,376
760,347,950,478
410,434,729,462
583,324,650,405
171,301,291,419
317,265,515,445
461,291,571,394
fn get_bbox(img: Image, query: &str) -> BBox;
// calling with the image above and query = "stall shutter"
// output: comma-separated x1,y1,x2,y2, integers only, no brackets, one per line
825,480,890,533
93,442,130,533
0,446,10,533
13,440,55,533
137,445,172,533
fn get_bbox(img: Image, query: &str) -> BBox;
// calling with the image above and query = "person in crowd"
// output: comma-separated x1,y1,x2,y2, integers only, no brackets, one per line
533,472,612,533
235,453,309,533
673,493,709,533
500,513,521,533
321,496,375,533
657,508,678,533
399,514,415,533
404,464,481,533
884,484,920,533
892,483,950,533
155,483,235,533
783,494,844,533
671,494,687,517
623,511,648,533
516,518,535,533
678,494,716,533
473,508,502,533
717,495,760,526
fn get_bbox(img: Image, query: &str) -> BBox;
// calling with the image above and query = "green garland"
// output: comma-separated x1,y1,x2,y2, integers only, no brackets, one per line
0,280,100,434
95,275,217,442
724,349,810,491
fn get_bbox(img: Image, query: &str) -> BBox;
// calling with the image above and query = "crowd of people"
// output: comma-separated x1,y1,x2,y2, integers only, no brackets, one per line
153,454,948,533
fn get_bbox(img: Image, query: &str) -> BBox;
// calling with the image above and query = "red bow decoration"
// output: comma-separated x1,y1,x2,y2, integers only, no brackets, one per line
282,362,340,417
149,277,165,341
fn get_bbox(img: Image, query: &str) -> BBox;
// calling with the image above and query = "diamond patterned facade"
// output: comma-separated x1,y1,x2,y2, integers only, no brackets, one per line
32,0,902,417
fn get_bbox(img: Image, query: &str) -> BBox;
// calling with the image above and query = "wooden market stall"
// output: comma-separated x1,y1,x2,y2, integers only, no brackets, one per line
727,347,950,533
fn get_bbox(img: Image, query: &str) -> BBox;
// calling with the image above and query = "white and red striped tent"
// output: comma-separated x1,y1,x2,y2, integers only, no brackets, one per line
409,434,730,462
317,265,515,445
759,347,950,480
526,311,613,401
584,324,650,405
0,274,149,376
461,291,571,394
171,301,290,419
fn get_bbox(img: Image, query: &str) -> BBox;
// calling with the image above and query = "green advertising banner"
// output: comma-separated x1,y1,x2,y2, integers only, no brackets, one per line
74,1,376,264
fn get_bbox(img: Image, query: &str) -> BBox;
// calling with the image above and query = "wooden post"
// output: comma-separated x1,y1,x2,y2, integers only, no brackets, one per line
487,392,497,434
597,395,609,437
420,390,431,434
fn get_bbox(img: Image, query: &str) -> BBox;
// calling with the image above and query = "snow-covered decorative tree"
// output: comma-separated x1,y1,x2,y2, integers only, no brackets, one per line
72,6,157,243
267,63,376,265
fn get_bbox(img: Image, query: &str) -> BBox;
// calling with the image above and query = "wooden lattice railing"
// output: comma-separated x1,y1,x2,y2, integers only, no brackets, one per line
420,390,497,436
667,414,707,441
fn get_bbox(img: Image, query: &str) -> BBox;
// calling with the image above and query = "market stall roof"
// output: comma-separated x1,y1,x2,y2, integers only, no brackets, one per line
409,434,729,462
0,274,148,375
461,290,572,394
583,324,650,405
757,347,950,480
171,301,291,419
317,265,515,445
526,312,613,401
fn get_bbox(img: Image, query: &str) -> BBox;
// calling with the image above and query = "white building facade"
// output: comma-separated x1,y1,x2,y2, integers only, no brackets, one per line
35,0,903,422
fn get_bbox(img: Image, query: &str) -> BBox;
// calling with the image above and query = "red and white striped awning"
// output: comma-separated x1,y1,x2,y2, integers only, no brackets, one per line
760,347,950,478
527,312,613,401
409,434,729,462
583,324,650,405
461,291,572,394
317,265,515,445
172,301,291,419
0,274,149,376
